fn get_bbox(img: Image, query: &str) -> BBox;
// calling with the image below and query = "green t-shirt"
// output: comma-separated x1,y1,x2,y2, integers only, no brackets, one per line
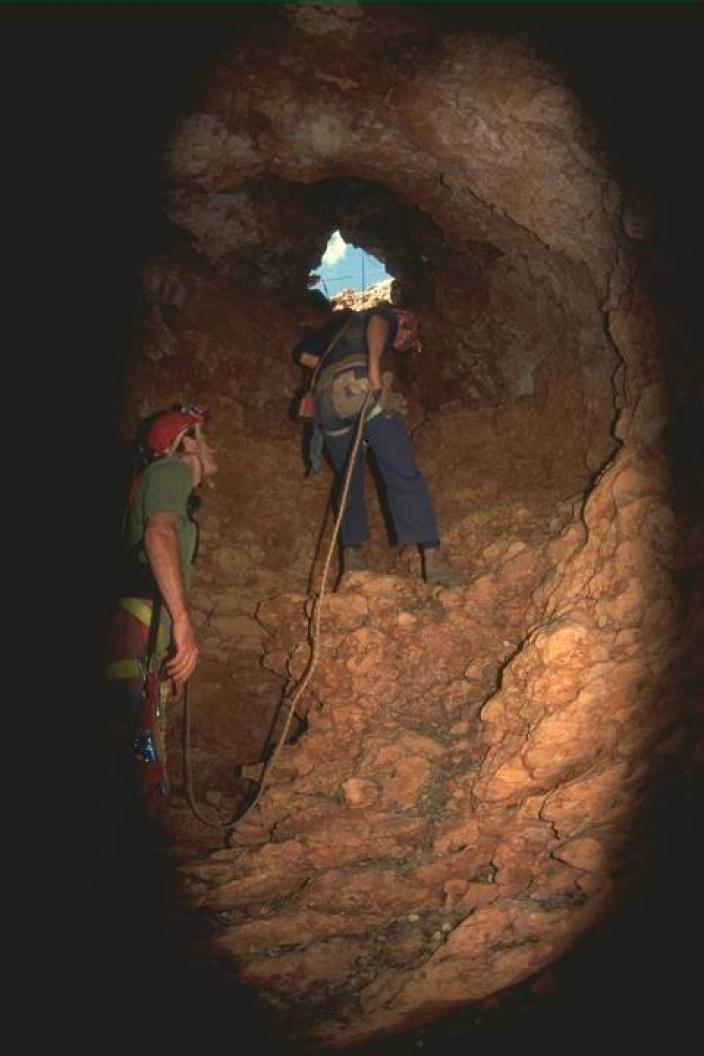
125,456,197,590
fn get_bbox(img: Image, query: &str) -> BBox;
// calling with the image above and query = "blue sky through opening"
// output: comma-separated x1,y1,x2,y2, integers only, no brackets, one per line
311,231,391,297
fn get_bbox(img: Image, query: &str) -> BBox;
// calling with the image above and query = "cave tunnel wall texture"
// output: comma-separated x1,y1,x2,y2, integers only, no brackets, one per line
37,3,703,1052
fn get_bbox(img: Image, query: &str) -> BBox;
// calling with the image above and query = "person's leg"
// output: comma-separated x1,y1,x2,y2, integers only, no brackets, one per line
95,677,145,883
101,604,168,817
323,429,370,546
367,417,464,584
365,414,439,546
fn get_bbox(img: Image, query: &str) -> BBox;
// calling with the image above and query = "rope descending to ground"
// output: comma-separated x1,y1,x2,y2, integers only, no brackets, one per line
182,389,374,835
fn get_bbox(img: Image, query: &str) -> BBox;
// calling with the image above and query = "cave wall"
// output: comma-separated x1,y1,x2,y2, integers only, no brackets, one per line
111,5,700,1048
121,8,624,773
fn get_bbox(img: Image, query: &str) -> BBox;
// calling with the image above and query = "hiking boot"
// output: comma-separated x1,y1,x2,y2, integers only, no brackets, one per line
341,545,369,575
421,546,465,587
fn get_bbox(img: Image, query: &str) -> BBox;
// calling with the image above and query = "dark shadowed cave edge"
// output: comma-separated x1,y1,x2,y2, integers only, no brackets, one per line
30,4,702,1051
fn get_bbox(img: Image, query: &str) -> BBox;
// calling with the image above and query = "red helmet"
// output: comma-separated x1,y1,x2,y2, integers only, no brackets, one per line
145,405,206,457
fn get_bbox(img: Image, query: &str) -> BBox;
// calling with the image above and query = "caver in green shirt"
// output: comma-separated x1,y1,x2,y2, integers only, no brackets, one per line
124,455,198,592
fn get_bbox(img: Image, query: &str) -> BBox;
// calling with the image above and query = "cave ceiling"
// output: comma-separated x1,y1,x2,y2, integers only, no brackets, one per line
163,4,620,300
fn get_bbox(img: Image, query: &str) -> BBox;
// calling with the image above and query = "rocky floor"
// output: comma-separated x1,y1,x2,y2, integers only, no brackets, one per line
113,442,698,1051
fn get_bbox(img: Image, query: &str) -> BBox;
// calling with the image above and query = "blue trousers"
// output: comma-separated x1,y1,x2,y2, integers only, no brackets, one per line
324,412,439,547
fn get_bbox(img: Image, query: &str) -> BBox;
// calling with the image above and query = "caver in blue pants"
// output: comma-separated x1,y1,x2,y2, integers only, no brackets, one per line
323,411,439,547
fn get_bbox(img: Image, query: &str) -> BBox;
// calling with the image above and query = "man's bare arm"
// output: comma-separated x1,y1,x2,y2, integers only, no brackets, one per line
144,511,198,684
299,351,319,369
366,314,389,391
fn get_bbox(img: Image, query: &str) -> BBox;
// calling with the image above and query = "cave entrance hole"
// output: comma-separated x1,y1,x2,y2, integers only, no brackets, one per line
309,229,392,301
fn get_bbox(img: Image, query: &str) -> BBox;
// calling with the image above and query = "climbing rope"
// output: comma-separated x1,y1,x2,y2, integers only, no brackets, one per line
181,389,374,835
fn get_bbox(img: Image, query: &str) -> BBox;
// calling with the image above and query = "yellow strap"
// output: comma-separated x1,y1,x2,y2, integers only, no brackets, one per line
104,658,143,680
118,596,153,627
104,658,173,698
118,596,170,652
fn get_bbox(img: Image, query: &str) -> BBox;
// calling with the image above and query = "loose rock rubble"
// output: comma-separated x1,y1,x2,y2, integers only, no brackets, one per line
169,446,692,1047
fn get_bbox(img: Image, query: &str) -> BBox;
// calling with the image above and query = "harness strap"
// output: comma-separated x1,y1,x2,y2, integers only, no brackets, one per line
307,315,354,393
118,596,153,627
316,354,368,390
146,590,163,658
118,596,169,652
104,658,142,680
103,596,169,680
323,401,383,437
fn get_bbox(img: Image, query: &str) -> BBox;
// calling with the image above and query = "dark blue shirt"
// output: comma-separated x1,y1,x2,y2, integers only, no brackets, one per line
294,307,398,371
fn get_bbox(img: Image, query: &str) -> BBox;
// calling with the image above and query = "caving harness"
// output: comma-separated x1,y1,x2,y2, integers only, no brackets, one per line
103,593,172,812
296,314,354,423
298,314,386,476
134,593,170,808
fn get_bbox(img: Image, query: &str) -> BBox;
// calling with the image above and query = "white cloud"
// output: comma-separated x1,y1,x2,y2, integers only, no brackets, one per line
322,230,348,267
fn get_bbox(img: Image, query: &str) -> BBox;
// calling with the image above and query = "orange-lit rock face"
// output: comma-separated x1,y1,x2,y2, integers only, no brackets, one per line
119,6,697,1049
